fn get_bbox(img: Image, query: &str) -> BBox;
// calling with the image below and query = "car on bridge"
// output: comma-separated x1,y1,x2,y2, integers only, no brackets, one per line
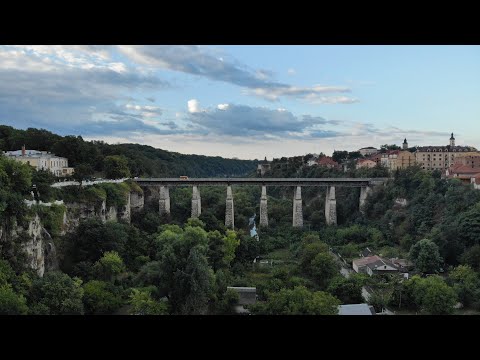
180,176,189,180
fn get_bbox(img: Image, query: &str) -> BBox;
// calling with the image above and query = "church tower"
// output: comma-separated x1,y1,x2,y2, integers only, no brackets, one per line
450,133,455,147
402,138,408,150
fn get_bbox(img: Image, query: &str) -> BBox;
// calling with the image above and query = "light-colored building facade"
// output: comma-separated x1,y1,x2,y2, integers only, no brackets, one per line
380,150,400,170
358,147,379,156
356,159,377,169
415,133,476,171
395,150,416,169
4,146,74,177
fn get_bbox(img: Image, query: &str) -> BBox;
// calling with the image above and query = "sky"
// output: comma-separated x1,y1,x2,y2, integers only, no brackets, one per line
1,45,479,160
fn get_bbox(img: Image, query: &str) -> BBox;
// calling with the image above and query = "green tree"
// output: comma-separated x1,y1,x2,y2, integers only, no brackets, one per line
250,286,340,315
93,251,126,282
299,242,329,274
460,245,480,272
0,286,29,315
417,275,457,315
223,230,240,266
29,272,84,315
172,248,214,315
31,169,56,201
327,275,364,304
448,265,480,309
73,164,94,184
216,288,239,315
129,288,168,315
207,230,225,271
63,219,129,266
409,239,442,273
82,280,123,314
104,155,131,179
310,252,338,289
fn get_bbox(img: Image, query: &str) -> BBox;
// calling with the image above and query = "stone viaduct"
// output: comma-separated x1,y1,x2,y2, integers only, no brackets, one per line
135,178,388,229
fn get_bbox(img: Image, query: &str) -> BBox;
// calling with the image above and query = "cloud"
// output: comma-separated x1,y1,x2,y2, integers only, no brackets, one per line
185,104,342,139
245,85,355,102
116,45,354,102
188,99,201,113
287,68,296,75
125,103,163,118
0,46,170,138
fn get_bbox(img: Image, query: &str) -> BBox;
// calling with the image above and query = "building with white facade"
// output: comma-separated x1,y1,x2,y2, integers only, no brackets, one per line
3,145,74,177
358,147,379,156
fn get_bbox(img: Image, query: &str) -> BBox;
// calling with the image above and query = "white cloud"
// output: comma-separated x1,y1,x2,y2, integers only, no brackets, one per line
287,68,296,75
217,103,229,110
188,99,201,113
125,103,163,118
304,95,359,104
247,85,353,102
115,45,354,103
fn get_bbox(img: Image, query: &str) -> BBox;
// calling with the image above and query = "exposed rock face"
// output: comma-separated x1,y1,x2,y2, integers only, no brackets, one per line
21,214,58,277
4,190,138,277
106,205,118,222
117,193,131,223
130,192,144,213
63,201,106,233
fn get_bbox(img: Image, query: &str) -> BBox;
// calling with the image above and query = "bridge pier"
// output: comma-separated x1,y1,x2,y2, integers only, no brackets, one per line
225,185,234,229
325,186,337,226
159,186,170,215
359,186,371,213
292,186,303,227
259,185,268,227
191,186,201,218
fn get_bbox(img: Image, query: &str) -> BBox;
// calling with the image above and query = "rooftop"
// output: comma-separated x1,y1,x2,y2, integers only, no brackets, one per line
338,304,375,315
449,164,480,174
353,255,383,266
417,145,473,152
4,149,66,159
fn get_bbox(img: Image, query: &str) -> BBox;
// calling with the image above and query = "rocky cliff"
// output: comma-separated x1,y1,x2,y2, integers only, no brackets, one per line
3,190,144,277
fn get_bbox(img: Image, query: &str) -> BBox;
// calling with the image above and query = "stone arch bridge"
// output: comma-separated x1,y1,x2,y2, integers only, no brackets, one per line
134,178,388,228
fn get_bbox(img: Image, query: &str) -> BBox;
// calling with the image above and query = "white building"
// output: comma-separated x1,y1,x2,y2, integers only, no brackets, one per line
358,147,379,156
4,145,74,177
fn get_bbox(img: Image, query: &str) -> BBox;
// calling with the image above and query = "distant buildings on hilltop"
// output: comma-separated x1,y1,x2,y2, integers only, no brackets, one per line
3,145,74,177
353,133,480,178
257,156,271,176
415,133,476,171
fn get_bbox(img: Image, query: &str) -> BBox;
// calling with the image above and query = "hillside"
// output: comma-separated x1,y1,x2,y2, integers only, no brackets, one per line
0,126,258,178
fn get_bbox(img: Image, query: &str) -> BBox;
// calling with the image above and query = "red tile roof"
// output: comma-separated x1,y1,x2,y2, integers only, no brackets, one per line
317,157,338,166
449,164,480,174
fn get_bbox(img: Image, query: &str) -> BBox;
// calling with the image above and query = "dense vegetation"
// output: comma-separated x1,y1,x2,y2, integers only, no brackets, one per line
2,130,480,315
0,126,257,178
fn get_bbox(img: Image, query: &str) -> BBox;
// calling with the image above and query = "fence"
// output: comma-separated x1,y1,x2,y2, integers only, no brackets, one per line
51,178,129,188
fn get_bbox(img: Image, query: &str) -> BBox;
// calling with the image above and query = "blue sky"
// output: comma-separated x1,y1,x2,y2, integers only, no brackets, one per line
0,45,479,159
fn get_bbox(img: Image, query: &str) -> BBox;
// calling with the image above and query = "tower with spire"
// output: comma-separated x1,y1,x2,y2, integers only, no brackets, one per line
402,138,408,150
450,133,455,147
